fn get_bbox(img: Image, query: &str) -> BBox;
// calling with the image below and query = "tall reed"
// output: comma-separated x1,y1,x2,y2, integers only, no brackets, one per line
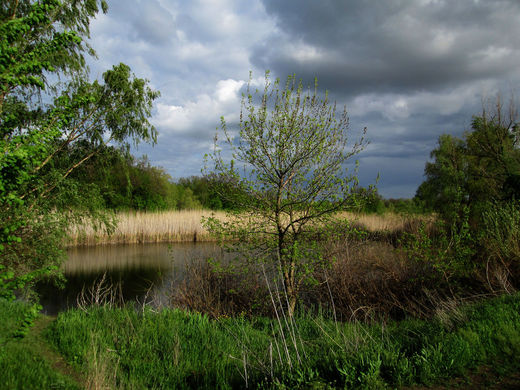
337,211,433,233
67,210,431,247
67,210,228,246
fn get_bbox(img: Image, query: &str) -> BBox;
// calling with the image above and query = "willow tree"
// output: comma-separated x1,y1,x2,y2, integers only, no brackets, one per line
207,72,366,315
0,0,159,299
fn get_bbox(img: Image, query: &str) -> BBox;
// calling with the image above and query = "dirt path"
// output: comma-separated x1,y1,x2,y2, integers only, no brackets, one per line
27,316,86,389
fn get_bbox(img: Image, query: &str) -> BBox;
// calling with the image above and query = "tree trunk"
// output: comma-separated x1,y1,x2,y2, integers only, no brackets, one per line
287,288,297,317
284,266,297,317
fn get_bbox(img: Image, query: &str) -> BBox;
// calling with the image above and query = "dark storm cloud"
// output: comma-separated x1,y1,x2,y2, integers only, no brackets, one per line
247,0,520,197
84,1,520,197
254,0,520,96
133,1,176,45
356,155,427,199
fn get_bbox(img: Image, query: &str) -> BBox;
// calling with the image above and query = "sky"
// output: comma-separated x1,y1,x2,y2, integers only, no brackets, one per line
86,0,520,198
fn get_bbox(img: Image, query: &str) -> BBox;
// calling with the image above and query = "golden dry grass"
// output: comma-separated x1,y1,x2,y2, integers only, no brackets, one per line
67,210,432,246
337,212,433,232
67,210,228,246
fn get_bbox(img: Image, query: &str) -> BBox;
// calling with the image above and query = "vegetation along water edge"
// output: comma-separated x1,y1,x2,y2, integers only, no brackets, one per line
2,292,520,389
65,210,430,246
1,1,520,389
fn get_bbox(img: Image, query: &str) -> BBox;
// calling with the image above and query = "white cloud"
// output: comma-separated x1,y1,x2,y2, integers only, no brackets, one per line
85,0,520,197
215,79,245,103
153,78,246,136
349,94,411,121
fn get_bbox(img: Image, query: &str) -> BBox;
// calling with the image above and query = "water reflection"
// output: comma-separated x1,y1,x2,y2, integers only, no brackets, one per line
39,242,223,315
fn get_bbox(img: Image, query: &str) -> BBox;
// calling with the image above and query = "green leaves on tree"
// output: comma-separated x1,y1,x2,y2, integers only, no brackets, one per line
0,0,158,300
206,71,367,316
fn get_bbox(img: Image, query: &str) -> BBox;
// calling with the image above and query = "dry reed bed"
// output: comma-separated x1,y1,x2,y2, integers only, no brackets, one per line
337,212,433,233
67,210,228,246
67,210,431,247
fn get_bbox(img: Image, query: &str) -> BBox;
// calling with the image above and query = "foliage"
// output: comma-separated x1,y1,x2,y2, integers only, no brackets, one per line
383,197,426,215
0,0,108,102
178,175,244,210
61,145,204,211
44,291,520,389
0,299,79,389
416,99,520,226
0,264,58,301
206,72,366,315
0,1,158,295
415,99,520,283
415,134,467,223
480,201,520,286
399,213,475,282
346,185,427,215
347,184,385,214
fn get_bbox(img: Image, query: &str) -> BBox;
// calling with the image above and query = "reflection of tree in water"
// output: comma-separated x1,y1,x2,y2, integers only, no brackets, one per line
37,242,223,315
38,267,163,315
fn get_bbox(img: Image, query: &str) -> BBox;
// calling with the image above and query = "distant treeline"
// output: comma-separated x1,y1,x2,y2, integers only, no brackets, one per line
58,142,240,211
58,142,424,213
348,186,426,215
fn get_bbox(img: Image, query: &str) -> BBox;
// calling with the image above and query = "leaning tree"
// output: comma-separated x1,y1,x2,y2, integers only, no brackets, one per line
0,0,159,299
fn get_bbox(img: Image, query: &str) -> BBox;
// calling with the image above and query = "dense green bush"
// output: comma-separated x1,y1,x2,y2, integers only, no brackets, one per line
480,201,520,285
60,144,205,211
413,102,520,287
416,103,520,227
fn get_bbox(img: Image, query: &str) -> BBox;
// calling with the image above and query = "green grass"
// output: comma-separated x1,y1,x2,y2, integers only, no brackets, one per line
1,294,518,389
0,299,80,390
47,307,272,388
44,293,520,389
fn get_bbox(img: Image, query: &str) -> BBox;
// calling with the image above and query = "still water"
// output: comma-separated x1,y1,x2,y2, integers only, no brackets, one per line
39,242,223,315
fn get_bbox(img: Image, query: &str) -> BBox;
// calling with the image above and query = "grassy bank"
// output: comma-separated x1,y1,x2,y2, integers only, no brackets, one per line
0,300,80,389
67,209,428,246
37,292,520,389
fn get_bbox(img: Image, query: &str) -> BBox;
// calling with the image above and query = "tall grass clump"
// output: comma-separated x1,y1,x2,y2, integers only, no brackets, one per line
47,305,272,388
46,292,520,389
481,201,520,291
338,211,433,234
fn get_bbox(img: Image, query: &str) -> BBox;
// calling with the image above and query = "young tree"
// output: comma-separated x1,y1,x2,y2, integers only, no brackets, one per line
207,72,366,315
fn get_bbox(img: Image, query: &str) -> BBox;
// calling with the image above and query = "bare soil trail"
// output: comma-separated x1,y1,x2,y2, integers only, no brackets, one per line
28,316,85,389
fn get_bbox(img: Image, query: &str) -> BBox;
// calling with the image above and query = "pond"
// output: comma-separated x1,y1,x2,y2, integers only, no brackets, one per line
38,242,224,315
